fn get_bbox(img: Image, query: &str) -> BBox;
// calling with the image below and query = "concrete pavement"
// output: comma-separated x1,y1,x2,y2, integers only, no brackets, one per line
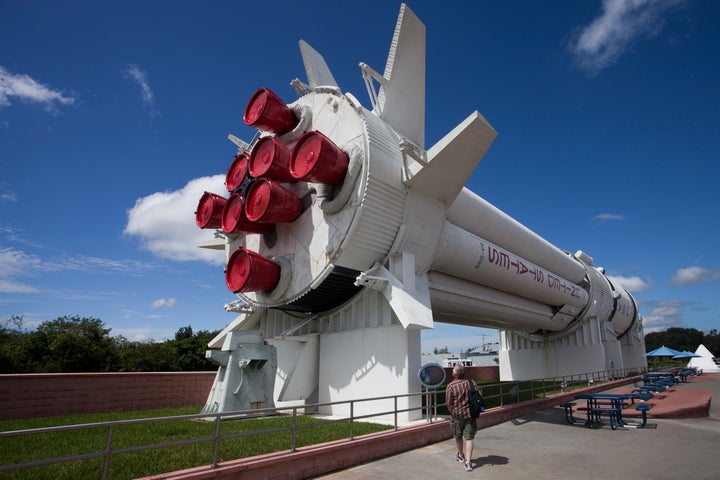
313,374,719,480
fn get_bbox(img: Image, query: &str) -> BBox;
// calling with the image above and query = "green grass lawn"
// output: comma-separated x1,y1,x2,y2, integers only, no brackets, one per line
0,407,391,480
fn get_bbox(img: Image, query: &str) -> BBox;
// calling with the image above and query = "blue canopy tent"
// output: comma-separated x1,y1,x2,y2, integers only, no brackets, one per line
644,346,683,357
672,351,702,359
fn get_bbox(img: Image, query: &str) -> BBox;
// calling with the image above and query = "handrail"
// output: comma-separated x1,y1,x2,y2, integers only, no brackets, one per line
0,367,645,478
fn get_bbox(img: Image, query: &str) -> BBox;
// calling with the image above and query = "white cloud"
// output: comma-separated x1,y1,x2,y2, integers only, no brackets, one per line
0,246,173,294
152,297,176,308
124,175,227,265
0,225,43,248
0,278,40,294
123,64,159,117
640,299,684,332
0,248,42,293
608,274,652,292
592,213,625,221
0,66,76,112
671,265,720,286
110,325,176,342
0,190,17,203
568,0,688,76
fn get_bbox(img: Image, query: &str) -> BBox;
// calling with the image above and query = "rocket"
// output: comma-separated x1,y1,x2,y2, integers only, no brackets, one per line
196,3,640,365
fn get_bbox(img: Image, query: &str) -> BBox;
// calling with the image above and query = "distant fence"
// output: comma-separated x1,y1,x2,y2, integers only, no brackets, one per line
0,372,216,420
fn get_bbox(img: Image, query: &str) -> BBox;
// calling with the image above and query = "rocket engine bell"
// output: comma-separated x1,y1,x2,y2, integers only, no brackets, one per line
195,2,640,345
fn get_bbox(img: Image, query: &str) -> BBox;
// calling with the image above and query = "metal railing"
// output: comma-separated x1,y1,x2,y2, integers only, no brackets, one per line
0,390,435,479
481,367,645,407
0,367,644,479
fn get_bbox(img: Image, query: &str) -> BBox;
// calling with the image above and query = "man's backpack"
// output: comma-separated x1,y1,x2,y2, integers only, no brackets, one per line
467,379,484,419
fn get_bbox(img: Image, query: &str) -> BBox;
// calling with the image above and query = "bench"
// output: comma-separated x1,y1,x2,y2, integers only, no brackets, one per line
638,384,665,393
626,403,654,429
630,389,654,401
560,402,577,424
678,369,696,382
643,373,676,386
588,406,623,430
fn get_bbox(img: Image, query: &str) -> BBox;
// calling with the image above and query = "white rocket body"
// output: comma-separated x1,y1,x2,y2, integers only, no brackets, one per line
200,4,643,397
229,75,637,341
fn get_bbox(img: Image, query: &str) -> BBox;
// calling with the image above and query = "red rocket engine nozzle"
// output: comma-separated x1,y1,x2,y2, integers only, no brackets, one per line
249,136,295,182
221,193,273,235
243,87,298,134
226,247,281,293
225,153,249,192
195,192,227,229
244,178,302,223
290,130,349,184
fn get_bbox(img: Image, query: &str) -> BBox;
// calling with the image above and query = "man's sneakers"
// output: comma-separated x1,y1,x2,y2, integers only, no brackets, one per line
456,452,473,472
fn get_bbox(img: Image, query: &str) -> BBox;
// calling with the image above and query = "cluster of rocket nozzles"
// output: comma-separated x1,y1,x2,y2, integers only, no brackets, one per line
195,88,349,295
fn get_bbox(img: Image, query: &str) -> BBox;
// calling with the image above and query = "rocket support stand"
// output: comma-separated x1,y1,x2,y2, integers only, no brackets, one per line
499,315,647,381
215,288,423,423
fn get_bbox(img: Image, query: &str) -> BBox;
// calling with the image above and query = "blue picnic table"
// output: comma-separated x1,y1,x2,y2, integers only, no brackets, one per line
574,393,632,429
571,392,654,429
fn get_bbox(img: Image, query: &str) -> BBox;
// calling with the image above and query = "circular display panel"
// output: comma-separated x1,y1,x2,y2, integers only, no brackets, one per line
418,363,447,388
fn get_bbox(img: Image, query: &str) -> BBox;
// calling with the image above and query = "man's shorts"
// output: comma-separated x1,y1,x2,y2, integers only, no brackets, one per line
450,416,477,440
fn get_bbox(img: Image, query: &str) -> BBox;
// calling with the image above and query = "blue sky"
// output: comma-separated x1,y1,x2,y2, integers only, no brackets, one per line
1,0,718,353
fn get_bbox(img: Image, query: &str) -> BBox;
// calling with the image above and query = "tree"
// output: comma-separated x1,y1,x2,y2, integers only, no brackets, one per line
0,315,32,373
169,326,220,371
1,314,221,373
644,327,704,353
114,336,180,372
702,329,720,356
175,325,194,341
32,316,117,372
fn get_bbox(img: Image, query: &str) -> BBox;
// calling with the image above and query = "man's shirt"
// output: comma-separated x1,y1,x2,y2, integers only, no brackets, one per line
446,379,471,419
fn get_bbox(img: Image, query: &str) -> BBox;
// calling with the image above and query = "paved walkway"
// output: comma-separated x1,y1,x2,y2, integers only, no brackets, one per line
314,374,720,480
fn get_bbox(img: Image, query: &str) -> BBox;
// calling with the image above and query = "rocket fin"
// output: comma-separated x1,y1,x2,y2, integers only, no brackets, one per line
277,334,319,401
408,111,497,206
356,262,434,330
299,39,338,88
377,3,426,148
384,274,434,330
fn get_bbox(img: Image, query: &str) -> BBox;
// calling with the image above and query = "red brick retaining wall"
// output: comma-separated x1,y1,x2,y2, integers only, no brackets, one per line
140,421,453,480
0,368,498,421
443,365,499,383
0,372,216,420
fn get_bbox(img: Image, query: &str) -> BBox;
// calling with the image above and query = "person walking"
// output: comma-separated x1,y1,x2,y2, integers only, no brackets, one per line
446,365,478,472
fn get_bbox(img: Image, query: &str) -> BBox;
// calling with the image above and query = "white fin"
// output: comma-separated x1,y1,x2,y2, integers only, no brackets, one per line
377,3,426,148
299,39,338,88
409,112,497,206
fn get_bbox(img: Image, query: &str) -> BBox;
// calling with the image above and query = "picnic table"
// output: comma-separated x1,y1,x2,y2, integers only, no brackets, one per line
568,392,654,429
643,371,679,385
574,393,632,430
